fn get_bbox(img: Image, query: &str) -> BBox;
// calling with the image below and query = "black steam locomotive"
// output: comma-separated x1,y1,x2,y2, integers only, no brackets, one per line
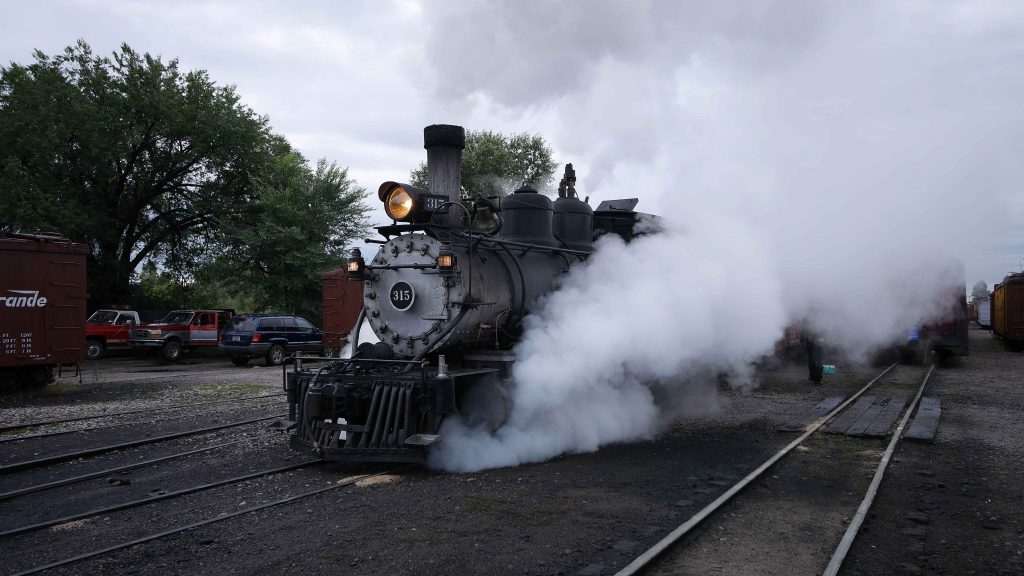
285,125,654,464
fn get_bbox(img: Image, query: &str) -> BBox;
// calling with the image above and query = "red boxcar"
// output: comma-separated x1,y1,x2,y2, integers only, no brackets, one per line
0,233,87,388
321,268,364,357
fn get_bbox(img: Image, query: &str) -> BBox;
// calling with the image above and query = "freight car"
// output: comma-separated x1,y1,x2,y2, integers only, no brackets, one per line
992,273,1024,346
0,232,87,390
283,125,657,464
975,296,991,329
320,268,364,357
903,262,969,362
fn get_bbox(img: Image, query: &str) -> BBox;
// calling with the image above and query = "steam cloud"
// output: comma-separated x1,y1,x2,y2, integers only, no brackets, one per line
424,1,1024,471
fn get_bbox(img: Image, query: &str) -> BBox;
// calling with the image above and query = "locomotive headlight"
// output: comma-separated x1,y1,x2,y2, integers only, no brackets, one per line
386,187,414,220
378,181,449,223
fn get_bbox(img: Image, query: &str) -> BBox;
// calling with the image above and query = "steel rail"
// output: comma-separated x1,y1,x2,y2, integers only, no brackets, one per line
615,362,899,576
0,432,276,502
0,392,285,434
0,460,320,538
60,367,255,386
822,363,934,576
0,396,285,444
0,413,286,474
9,467,411,576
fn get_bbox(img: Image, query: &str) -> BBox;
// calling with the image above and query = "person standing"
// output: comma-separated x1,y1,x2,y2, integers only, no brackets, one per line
802,330,824,385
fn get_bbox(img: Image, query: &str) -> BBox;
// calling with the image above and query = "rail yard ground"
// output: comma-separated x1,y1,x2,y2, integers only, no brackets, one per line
0,329,1021,576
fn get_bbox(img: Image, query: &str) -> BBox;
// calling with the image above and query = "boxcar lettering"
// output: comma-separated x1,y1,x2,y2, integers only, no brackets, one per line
0,291,47,307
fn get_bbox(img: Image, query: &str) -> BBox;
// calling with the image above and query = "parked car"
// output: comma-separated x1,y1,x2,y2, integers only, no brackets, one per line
85,309,140,359
219,314,324,366
129,309,235,361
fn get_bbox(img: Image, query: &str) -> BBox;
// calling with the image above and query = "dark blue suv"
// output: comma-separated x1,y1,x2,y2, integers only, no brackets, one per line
219,314,324,366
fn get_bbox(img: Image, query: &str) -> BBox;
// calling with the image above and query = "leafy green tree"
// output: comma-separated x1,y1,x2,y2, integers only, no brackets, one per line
130,260,242,313
0,41,285,303
410,130,556,199
218,154,371,319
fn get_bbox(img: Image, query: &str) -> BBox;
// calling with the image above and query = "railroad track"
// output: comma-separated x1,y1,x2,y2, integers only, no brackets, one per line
614,362,935,575
0,392,286,434
0,393,286,444
3,465,410,576
0,431,278,502
0,412,287,473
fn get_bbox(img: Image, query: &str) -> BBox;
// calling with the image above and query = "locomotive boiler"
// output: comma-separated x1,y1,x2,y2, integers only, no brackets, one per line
284,125,653,464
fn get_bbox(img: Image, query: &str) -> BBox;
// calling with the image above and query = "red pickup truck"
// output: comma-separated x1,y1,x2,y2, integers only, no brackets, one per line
128,309,235,361
85,309,141,360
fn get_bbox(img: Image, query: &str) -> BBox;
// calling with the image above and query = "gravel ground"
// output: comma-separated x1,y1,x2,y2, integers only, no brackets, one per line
0,355,286,439
0,332,1020,575
841,329,1024,576
645,364,927,576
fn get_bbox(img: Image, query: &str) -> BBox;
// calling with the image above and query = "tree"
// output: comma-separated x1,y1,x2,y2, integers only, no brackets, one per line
131,260,241,313
217,154,371,319
0,41,284,303
410,130,556,199
971,280,989,301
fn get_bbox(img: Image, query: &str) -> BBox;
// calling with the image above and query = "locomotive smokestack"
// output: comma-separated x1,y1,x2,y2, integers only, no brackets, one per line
424,124,466,228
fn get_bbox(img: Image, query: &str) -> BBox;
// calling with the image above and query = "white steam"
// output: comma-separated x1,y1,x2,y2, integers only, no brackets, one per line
425,1,1024,471
430,215,785,471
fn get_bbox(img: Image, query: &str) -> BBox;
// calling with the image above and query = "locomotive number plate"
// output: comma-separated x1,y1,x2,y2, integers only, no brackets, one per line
422,194,449,213
389,281,415,311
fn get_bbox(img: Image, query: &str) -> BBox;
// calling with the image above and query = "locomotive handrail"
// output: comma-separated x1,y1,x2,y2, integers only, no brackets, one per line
365,263,437,271
451,230,592,257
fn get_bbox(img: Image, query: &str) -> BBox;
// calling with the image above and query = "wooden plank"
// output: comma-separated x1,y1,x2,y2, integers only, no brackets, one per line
825,396,876,435
905,397,941,443
844,397,889,436
778,396,846,432
857,396,908,437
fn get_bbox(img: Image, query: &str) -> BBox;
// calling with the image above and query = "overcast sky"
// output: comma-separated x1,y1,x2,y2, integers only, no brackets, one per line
2,0,1022,289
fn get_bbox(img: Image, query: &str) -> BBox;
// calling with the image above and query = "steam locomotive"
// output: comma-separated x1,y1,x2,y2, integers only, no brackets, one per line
284,125,655,464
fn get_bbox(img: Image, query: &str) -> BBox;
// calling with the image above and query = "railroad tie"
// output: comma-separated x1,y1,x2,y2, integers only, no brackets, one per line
905,397,941,443
777,395,846,432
